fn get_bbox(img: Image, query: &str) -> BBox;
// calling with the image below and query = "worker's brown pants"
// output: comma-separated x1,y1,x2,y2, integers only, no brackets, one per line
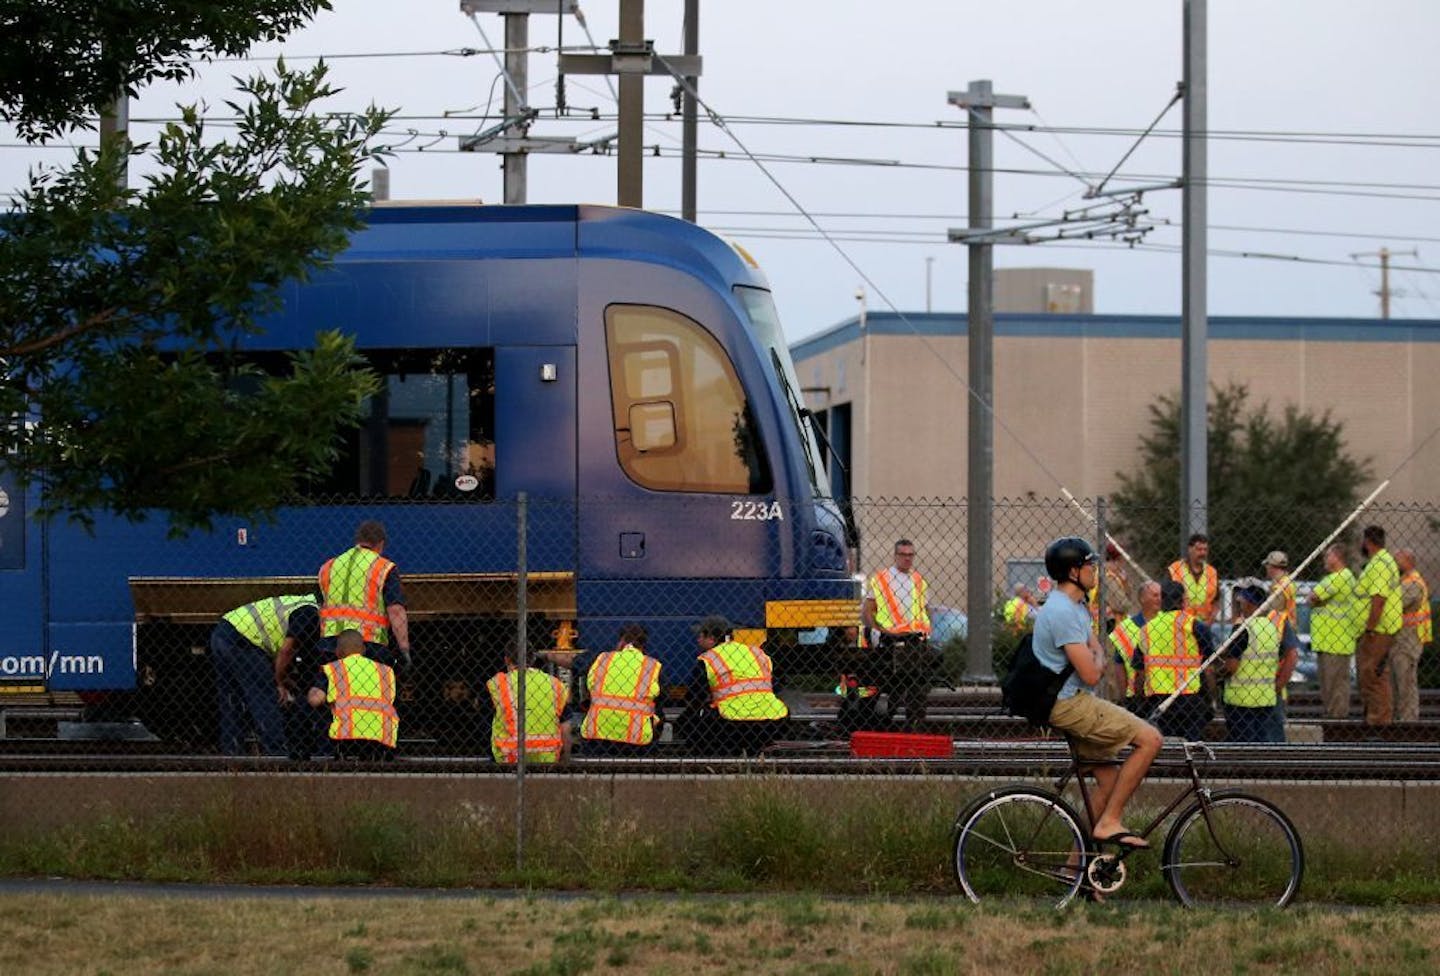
1357,631,1394,726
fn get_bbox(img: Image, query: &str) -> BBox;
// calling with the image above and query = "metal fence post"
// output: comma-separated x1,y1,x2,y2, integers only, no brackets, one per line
515,491,528,873
1096,496,1108,632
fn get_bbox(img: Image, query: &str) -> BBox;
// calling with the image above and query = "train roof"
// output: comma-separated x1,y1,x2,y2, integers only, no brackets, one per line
343,203,770,291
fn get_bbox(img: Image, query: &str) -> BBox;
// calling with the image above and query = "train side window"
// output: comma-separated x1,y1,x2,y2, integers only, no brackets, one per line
605,305,771,494
299,347,496,501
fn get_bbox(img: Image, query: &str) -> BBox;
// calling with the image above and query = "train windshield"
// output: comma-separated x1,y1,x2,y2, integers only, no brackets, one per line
734,286,828,496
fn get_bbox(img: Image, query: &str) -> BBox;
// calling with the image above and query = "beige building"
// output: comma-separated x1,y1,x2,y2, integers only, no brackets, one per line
793,311,1440,604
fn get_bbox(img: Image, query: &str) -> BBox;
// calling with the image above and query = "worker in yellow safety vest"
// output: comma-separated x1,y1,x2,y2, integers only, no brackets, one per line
1395,549,1432,723
1221,582,1297,742
487,645,571,764
318,519,412,669
211,593,320,756
862,539,939,728
1167,533,1219,625
1309,543,1362,719
1108,579,1161,711
579,623,664,756
688,615,788,756
1002,584,1038,635
1132,580,1216,741
307,629,399,760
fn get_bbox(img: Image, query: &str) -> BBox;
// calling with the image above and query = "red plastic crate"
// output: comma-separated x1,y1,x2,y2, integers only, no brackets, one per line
849,731,953,759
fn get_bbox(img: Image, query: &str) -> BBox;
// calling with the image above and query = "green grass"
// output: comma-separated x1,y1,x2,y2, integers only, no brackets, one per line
0,782,1435,903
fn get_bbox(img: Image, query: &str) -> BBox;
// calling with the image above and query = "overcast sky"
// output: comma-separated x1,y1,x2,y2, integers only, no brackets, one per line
5,1,1439,341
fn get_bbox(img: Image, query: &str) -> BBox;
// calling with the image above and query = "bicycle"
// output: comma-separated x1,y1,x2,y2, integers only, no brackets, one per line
952,738,1304,908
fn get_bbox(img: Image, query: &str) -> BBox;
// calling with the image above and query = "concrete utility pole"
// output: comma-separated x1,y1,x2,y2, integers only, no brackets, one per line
559,1,701,209
501,10,529,203
99,76,128,190
1180,0,1208,550
458,1,580,204
948,79,1029,681
617,0,644,207
681,0,700,221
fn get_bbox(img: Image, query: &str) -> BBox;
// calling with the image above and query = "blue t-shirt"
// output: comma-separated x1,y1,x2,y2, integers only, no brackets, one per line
1032,591,1095,700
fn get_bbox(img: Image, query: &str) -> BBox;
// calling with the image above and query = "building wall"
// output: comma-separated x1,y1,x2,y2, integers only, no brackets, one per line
796,316,1440,503
994,268,1094,314
794,314,1440,597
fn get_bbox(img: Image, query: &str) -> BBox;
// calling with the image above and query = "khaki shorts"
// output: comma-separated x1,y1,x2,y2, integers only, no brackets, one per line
1049,691,1151,761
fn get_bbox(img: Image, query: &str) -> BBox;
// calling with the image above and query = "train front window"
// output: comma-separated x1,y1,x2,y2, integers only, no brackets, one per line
303,348,495,500
734,286,827,495
605,304,771,494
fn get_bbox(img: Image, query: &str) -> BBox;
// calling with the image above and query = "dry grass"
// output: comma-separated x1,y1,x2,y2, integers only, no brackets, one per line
1,892,1437,975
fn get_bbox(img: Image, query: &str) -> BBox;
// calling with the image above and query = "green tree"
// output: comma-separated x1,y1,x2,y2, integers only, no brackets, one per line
1110,382,1372,578
0,2,389,532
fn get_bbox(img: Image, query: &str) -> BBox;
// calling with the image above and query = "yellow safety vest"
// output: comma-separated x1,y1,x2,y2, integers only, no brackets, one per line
1402,571,1433,644
488,668,568,764
1312,568,1360,655
1168,561,1218,620
1108,615,1143,695
222,595,316,656
319,546,395,642
1358,549,1404,636
1002,598,1033,633
699,641,789,721
1139,610,1202,697
321,655,398,747
581,646,662,745
1224,616,1280,709
870,570,931,634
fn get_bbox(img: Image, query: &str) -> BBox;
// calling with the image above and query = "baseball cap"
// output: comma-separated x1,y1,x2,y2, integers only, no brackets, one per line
1261,550,1289,569
693,615,733,639
1234,577,1269,605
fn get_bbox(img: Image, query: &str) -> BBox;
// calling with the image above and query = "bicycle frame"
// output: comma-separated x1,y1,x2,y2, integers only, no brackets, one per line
1055,739,1216,855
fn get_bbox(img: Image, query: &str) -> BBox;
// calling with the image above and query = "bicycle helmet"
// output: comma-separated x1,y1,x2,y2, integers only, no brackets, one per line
1044,536,1098,583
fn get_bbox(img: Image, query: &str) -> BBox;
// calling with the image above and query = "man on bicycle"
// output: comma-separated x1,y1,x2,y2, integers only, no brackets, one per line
1033,536,1164,850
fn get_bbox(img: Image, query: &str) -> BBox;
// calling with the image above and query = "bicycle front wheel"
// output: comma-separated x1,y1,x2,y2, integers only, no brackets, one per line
953,786,1087,908
1162,791,1304,908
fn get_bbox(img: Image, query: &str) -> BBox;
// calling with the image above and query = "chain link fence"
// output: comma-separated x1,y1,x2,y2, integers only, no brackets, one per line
3,495,1437,762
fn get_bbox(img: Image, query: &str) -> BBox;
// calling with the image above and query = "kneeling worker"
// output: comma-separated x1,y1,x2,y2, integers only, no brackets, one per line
690,615,789,756
1034,537,1163,850
578,624,664,757
307,629,399,761
487,645,572,764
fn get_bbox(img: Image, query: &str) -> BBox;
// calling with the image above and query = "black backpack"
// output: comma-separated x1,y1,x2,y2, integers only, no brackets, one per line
1000,634,1075,727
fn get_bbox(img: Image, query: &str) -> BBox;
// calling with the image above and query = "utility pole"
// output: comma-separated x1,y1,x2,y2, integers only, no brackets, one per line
458,1,580,203
559,2,702,210
1180,0,1208,551
681,0,700,221
501,8,529,203
98,56,127,191
948,79,1029,681
616,0,644,207
1351,247,1417,318
925,256,934,313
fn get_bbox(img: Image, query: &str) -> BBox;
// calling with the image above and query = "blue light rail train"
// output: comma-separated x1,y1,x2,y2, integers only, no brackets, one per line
0,204,858,746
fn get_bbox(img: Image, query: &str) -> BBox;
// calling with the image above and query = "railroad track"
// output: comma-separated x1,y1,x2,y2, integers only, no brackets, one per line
5,740,1440,779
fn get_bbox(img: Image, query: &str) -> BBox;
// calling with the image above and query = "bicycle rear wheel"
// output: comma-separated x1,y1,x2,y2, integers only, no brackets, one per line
1162,790,1304,908
953,786,1087,908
